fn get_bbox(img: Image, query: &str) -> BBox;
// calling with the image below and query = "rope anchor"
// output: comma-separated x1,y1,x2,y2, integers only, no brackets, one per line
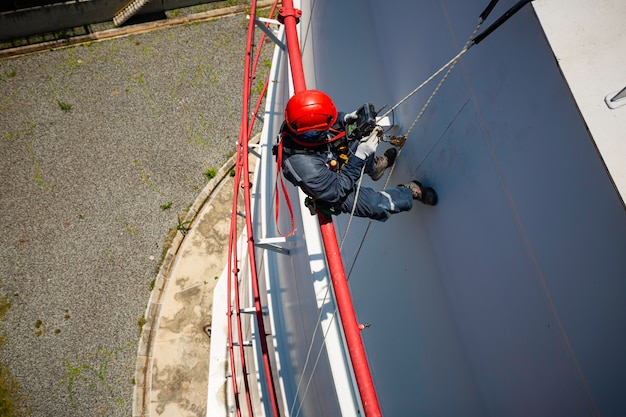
383,135,407,147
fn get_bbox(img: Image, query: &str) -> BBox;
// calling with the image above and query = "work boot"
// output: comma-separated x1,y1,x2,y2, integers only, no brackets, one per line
401,180,438,205
370,148,397,181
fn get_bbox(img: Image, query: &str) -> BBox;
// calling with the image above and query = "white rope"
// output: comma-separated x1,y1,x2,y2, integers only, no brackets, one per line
291,304,340,417
381,20,483,188
347,19,484,278
378,46,471,121
339,165,366,250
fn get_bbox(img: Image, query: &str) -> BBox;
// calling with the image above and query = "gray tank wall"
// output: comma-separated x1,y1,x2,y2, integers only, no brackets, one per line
296,0,626,416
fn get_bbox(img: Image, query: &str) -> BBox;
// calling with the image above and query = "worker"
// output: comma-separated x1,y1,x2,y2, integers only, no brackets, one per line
278,90,437,221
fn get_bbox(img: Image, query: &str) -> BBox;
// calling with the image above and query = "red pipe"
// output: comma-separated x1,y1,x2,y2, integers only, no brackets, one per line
278,4,306,92
279,1,383,415
318,213,382,417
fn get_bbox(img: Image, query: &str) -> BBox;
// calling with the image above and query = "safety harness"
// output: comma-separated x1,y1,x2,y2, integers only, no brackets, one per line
273,128,349,236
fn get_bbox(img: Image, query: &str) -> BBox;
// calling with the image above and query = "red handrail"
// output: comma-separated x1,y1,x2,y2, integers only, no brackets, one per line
227,1,281,416
279,1,382,416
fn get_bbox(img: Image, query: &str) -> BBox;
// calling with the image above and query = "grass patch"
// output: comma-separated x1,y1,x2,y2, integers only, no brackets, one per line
26,144,53,189
57,100,72,112
252,79,265,95
132,160,164,195
62,344,134,411
123,223,138,236
34,320,45,337
176,215,191,234
137,315,146,336
204,168,217,180
0,70,16,82
0,281,30,416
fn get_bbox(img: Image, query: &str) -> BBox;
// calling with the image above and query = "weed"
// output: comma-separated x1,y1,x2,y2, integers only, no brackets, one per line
62,344,134,410
149,279,156,291
34,319,45,337
252,79,265,95
57,100,72,112
0,295,10,319
160,201,172,211
137,315,146,336
229,169,235,177
0,282,30,416
184,112,215,147
4,119,43,142
26,144,53,189
132,160,164,195
123,223,138,236
257,4,274,18
0,93,15,114
54,29,71,40
204,168,217,180
0,69,16,81
176,215,191,235
0,364,30,417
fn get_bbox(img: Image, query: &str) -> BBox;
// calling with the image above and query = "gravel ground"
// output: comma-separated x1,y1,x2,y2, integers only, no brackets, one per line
0,12,270,416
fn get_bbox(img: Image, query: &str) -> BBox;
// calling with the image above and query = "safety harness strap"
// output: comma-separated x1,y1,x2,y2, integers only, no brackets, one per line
274,138,296,238
288,130,346,148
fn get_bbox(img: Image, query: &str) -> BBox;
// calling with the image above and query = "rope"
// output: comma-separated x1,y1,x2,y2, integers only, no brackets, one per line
343,19,484,278
378,46,470,121
339,165,366,250
381,20,483,188
291,303,339,417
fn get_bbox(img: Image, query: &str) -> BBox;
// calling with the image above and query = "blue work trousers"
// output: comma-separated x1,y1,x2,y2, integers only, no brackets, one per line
337,183,414,221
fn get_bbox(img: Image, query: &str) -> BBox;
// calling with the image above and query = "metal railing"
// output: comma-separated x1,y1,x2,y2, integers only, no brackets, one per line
226,1,382,416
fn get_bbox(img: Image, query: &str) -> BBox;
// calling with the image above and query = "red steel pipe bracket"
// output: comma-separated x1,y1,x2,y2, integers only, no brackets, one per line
277,7,302,24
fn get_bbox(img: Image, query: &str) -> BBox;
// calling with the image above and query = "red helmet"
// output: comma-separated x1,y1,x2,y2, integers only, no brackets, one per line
284,90,338,135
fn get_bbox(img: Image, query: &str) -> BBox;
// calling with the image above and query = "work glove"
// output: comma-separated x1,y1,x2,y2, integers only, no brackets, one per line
344,110,359,124
354,126,382,160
